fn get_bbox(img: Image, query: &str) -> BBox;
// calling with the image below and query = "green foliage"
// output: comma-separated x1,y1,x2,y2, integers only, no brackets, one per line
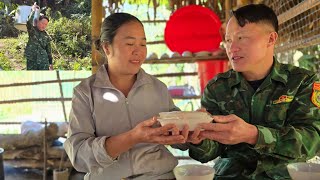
0,35,28,70
298,54,319,73
0,11,19,38
297,45,320,78
53,56,92,70
59,0,91,17
47,15,91,58
73,56,92,70
52,56,69,70
0,52,12,70
0,1,20,37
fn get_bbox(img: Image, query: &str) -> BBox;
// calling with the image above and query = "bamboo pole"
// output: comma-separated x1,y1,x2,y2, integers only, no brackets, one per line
92,0,105,74
225,0,231,22
0,98,72,104
141,20,167,23
277,0,320,25
4,159,73,169
56,71,67,122
0,78,85,88
43,119,47,180
144,55,228,64
153,72,198,78
237,0,249,7
146,40,165,45
0,148,3,180
275,34,320,53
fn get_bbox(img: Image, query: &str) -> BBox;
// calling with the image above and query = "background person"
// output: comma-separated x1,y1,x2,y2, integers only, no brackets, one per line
24,3,53,70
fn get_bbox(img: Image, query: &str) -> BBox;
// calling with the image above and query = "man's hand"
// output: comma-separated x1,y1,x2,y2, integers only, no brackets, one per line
182,108,211,145
186,126,205,145
198,114,258,145
49,64,53,70
32,3,40,11
130,117,187,145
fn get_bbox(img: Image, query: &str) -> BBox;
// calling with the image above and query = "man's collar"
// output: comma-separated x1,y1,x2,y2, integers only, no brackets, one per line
230,57,288,88
269,59,288,85
229,70,244,88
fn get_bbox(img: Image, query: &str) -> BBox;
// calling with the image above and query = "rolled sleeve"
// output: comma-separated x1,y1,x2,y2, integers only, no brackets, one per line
27,11,34,27
254,125,278,153
189,140,222,163
92,136,119,163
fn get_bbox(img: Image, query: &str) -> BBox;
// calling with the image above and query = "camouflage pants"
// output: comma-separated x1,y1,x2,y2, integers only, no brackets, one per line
25,54,49,70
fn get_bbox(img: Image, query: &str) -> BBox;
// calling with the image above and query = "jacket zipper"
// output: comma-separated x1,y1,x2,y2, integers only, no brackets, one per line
125,97,134,176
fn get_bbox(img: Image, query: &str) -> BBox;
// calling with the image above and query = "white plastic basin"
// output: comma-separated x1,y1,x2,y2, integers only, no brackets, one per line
287,162,320,180
174,164,215,180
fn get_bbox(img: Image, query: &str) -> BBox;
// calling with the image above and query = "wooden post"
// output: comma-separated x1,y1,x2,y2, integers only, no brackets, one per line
225,0,232,22
237,0,249,6
56,71,67,122
91,0,105,74
43,119,47,180
0,148,4,180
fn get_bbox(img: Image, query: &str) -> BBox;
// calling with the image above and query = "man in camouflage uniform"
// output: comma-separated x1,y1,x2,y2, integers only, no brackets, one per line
184,4,320,179
24,4,53,70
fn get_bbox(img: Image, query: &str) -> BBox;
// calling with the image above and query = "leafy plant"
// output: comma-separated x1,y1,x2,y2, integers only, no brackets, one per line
0,35,28,70
298,45,320,78
0,52,12,70
0,8,19,38
72,56,92,70
59,0,91,17
298,55,320,76
47,15,91,58
52,56,92,70
52,56,70,70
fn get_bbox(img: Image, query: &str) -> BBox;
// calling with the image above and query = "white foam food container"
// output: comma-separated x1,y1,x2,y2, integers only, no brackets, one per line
157,111,213,131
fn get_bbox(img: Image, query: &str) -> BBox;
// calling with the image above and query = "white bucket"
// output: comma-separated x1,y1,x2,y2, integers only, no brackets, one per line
53,168,69,180
14,5,32,32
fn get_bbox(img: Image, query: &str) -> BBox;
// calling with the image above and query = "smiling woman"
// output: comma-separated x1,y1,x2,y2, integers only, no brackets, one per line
64,12,187,180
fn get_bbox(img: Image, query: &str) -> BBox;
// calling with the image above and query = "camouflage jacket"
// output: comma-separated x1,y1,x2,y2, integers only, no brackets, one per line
189,60,320,179
25,11,52,66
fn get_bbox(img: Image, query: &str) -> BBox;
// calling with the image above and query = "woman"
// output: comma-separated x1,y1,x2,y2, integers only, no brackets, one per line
64,13,187,180
24,4,53,70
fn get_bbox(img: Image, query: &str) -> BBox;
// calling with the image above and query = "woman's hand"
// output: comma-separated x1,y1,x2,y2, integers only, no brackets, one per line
105,117,188,158
130,117,187,145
